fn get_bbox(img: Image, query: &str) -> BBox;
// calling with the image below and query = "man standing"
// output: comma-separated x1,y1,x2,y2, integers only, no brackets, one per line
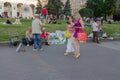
32,14,43,51
92,19,100,44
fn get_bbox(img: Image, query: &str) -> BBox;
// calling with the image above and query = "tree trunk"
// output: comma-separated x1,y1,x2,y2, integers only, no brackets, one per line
56,7,59,19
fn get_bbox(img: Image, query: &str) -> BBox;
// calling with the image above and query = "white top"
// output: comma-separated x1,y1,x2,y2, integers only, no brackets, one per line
92,22,99,31
32,19,42,34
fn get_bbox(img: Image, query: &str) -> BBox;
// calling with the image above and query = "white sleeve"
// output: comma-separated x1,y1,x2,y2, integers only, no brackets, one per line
39,20,42,25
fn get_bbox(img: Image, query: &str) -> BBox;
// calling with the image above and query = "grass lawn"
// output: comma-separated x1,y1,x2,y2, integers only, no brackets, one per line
0,18,120,41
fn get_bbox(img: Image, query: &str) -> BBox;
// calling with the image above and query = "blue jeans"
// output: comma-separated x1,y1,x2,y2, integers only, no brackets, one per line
33,34,42,49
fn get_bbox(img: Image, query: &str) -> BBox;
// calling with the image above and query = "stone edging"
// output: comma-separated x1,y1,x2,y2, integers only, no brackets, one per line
0,38,120,46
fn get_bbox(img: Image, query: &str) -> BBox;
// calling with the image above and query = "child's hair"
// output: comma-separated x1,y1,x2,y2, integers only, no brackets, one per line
71,16,75,22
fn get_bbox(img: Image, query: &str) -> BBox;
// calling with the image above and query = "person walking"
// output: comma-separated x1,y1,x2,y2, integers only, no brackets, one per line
64,16,75,56
32,14,43,51
92,19,100,44
72,13,84,59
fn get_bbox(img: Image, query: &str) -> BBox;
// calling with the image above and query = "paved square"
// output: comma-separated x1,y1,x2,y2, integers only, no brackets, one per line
0,41,120,80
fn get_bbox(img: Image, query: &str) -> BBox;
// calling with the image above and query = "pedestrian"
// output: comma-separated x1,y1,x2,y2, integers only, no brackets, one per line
64,16,75,56
72,13,84,59
92,19,100,44
32,14,43,51
41,7,48,23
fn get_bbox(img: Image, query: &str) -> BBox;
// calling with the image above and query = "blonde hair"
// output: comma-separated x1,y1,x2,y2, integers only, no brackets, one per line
73,12,82,20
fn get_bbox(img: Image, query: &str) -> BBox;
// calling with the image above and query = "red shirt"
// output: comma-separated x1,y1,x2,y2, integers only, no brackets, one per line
42,8,47,15
41,32,49,39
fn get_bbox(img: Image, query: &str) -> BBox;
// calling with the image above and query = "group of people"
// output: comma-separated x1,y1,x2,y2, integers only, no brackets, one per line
21,11,103,59
24,12,84,59
48,16,57,24
64,13,85,59
64,13,104,59
24,14,49,51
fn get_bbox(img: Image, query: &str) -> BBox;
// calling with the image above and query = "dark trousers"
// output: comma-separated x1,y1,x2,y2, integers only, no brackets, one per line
92,31,99,43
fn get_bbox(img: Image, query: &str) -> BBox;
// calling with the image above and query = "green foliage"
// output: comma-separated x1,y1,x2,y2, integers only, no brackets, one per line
103,0,117,16
86,0,117,17
46,0,64,18
63,0,71,16
35,0,42,14
46,0,56,15
79,8,93,17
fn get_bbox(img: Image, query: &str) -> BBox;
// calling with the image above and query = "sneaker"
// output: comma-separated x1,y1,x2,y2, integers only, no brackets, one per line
39,48,44,51
64,52,69,56
33,49,38,51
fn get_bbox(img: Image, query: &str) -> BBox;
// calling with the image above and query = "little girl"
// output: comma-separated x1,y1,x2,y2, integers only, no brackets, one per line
64,16,75,56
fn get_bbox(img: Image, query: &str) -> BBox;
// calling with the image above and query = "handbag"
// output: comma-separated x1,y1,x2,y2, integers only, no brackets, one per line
77,32,87,42
65,29,71,39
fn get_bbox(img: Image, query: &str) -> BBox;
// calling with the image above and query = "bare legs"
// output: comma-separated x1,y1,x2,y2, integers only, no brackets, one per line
64,35,80,59
72,38,80,59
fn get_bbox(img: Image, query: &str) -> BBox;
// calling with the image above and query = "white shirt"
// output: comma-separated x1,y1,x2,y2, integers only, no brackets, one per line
92,22,99,31
32,19,42,34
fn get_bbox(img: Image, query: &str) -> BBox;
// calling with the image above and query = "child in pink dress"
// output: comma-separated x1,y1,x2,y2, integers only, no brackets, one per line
64,16,75,56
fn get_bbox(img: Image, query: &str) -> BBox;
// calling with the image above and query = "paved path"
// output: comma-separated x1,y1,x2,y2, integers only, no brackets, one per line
0,41,120,80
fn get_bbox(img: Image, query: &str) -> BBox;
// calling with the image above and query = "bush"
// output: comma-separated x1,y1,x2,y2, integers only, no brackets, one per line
79,8,93,18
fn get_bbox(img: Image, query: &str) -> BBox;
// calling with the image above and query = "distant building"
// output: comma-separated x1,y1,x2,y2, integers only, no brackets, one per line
0,0,86,18
0,0,38,18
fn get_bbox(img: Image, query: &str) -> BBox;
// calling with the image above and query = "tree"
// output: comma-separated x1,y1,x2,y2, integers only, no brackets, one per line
86,0,104,17
63,0,71,16
46,0,56,15
46,0,64,18
79,8,93,17
86,0,117,17
35,0,42,14
113,0,120,21
53,0,64,18
103,0,117,16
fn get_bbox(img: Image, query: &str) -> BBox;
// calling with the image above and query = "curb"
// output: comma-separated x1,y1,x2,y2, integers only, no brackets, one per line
0,38,120,46
0,41,10,46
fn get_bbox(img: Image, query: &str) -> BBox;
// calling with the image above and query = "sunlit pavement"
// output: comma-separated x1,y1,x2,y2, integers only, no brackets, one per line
0,41,120,80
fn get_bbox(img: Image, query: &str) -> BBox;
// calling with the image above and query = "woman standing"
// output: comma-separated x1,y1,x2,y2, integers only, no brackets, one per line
72,13,84,59
64,16,75,56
